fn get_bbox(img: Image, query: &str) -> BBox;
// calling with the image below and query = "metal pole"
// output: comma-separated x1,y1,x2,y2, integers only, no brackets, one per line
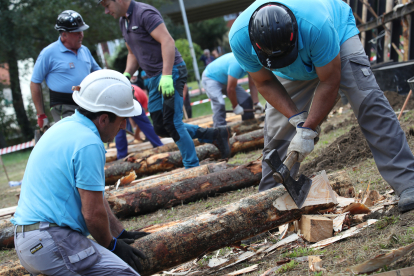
178,0,203,95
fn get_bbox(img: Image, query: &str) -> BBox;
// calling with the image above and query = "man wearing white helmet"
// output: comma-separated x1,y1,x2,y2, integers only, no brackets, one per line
12,70,147,275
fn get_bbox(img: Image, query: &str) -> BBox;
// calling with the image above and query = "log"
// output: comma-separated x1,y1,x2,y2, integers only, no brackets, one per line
299,215,333,242
114,161,229,190
104,129,264,185
0,173,337,275
107,161,262,218
105,117,264,163
0,225,14,248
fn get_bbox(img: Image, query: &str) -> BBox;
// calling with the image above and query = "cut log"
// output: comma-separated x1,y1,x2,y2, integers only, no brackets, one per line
107,161,262,218
114,162,228,190
105,129,264,185
299,215,333,242
0,173,337,275
327,171,355,198
105,117,264,163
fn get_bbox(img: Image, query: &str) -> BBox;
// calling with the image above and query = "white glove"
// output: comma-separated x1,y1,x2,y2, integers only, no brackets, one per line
288,111,308,127
233,104,244,115
288,126,318,162
254,102,265,114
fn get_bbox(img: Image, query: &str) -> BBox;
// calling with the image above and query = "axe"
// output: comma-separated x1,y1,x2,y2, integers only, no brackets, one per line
264,94,342,208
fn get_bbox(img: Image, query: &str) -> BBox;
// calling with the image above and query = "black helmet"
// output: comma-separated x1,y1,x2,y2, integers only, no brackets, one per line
55,10,89,32
249,3,298,70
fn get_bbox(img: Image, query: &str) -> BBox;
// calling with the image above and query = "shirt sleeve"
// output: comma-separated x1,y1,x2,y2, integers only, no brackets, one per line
227,62,247,80
31,51,49,83
73,144,105,191
309,19,340,68
230,30,263,73
141,9,164,34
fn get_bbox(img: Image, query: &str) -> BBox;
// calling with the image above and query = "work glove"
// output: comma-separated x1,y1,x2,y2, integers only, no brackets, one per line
117,229,150,240
123,72,131,81
287,111,318,162
233,104,244,115
37,114,49,129
254,102,265,114
158,75,174,97
108,238,146,272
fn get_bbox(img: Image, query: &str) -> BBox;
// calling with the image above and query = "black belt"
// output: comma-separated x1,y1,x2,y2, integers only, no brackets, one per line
49,89,77,107
16,223,59,233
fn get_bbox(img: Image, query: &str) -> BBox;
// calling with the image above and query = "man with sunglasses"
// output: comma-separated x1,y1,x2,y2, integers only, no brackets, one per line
230,0,414,212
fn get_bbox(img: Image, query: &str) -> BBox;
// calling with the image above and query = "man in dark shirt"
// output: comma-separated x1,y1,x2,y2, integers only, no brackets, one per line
99,0,232,168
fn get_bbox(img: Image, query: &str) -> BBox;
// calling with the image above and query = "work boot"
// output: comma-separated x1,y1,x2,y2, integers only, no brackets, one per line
214,126,231,159
398,187,414,212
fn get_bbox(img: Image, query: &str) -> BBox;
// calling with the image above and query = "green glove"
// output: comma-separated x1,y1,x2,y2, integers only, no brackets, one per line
158,75,174,97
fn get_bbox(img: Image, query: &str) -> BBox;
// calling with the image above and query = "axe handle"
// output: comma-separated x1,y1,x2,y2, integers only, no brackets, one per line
273,93,341,183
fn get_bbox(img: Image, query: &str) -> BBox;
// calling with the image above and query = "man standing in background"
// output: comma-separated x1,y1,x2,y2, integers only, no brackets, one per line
99,0,232,167
31,10,101,128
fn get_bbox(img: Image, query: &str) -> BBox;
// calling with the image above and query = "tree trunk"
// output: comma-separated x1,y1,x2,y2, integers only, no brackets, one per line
105,129,264,185
0,226,14,248
0,175,337,276
107,161,262,218
105,117,264,163
0,0,34,141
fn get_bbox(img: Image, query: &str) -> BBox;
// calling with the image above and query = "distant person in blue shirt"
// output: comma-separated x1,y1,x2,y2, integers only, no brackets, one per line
230,0,414,212
30,10,101,130
13,70,148,275
202,52,263,127
199,49,215,66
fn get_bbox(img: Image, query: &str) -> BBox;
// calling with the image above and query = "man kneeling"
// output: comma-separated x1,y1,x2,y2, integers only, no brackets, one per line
12,70,148,275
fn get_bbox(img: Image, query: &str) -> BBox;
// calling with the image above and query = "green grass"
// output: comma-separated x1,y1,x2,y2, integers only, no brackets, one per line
0,149,31,187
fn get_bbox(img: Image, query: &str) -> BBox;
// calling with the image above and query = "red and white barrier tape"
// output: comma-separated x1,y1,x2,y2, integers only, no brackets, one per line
0,140,35,155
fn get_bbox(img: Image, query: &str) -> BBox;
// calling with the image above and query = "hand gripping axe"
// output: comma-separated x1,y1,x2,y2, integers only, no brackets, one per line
264,150,311,209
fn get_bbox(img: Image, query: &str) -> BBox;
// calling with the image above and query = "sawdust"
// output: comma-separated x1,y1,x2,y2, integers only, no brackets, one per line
300,126,372,176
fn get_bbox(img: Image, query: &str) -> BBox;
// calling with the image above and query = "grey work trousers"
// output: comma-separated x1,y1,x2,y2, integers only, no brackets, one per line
202,72,254,127
14,223,140,276
260,35,414,196
50,104,78,122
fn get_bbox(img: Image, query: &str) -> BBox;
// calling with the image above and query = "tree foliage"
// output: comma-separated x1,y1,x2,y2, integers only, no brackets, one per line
175,38,203,82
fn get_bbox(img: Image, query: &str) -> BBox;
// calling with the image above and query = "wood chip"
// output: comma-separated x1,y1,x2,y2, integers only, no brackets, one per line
265,234,300,253
225,264,258,275
342,202,371,215
278,224,289,239
310,219,378,249
309,256,326,272
115,170,137,190
335,196,355,208
208,258,229,268
346,242,414,274
374,266,414,275
333,212,348,232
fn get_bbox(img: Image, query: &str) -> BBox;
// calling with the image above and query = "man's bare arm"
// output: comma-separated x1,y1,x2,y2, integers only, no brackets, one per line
248,74,260,104
227,75,239,109
30,82,45,115
125,42,139,76
104,199,124,237
249,68,299,118
303,54,341,130
150,23,175,76
78,189,112,247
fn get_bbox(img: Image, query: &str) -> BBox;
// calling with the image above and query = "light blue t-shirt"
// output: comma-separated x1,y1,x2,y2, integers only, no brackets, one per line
229,0,360,81
11,110,106,236
31,37,101,93
204,53,247,85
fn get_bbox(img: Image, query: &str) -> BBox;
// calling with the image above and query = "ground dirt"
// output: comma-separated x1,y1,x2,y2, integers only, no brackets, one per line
1,91,414,275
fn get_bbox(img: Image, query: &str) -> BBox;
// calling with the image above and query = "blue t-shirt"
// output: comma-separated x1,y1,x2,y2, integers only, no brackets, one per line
204,53,247,85
229,0,360,81
11,110,106,236
31,37,101,93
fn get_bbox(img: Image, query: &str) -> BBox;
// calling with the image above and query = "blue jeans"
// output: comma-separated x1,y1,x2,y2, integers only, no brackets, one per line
115,112,163,160
147,62,201,168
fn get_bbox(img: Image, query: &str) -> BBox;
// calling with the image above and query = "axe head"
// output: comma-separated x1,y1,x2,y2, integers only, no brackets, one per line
264,149,312,209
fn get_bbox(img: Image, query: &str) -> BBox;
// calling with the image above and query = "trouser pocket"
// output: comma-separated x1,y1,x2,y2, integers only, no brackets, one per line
47,227,101,273
349,56,380,91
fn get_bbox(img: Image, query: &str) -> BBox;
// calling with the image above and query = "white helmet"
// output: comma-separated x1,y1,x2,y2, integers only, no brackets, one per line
72,69,142,117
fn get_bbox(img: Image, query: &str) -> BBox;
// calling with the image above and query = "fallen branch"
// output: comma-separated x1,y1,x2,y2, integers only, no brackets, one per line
104,129,264,185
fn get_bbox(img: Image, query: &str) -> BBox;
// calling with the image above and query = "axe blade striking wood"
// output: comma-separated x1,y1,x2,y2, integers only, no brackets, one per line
264,149,312,208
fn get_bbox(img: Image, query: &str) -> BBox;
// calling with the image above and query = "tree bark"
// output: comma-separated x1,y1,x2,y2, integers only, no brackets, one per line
105,129,264,185
105,117,264,163
107,161,261,218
